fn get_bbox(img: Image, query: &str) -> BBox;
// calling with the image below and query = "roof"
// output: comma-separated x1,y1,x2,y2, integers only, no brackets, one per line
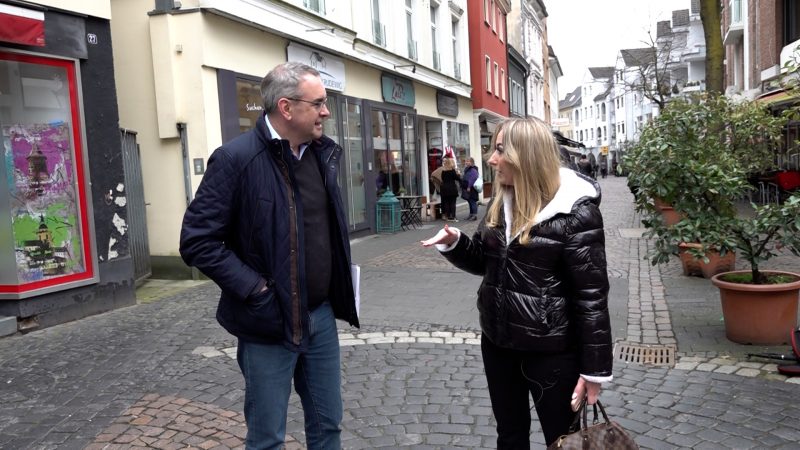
593,83,613,102
672,9,690,27
559,85,582,110
620,48,656,67
588,66,615,79
548,45,563,77
657,20,672,38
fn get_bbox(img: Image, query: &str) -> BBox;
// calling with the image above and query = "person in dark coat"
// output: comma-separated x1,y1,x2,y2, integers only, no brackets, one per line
577,154,594,178
422,117,612,447
439,156,461,222
180,62,359,449
461,157,481,220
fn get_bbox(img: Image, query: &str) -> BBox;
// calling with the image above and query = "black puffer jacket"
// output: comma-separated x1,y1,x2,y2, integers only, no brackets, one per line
441,169,612,377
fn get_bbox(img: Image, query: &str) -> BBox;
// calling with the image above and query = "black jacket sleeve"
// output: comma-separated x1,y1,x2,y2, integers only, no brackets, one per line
562,204,613,377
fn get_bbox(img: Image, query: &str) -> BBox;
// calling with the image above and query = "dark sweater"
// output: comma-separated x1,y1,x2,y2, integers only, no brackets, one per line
293,149,332,311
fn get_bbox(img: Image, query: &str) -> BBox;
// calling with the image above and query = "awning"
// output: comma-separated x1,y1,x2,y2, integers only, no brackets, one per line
0,3,45,47
757,89,797,108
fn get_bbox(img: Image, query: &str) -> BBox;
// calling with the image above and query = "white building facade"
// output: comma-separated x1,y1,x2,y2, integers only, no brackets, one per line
110,0,476,276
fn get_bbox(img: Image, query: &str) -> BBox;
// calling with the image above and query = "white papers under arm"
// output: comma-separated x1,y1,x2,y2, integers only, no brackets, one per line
351,264,361,318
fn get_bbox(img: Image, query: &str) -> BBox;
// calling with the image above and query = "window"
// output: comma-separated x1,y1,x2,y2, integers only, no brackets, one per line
406,0,417,60
303,0,325,14
491,0,496,32
372,0,385,47
500,69,506,101
451,16,459,78
484,0,490,24
494,62,499,96
0,51,95,295
498,13,504,42
784,0,800,45
486,56,492,93
431,4,440,71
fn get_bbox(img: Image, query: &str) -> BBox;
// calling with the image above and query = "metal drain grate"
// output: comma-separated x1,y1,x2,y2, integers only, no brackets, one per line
614,342,676,367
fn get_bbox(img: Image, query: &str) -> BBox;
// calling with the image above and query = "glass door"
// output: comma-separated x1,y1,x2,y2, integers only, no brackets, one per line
341,99,367,230
372,109,418,198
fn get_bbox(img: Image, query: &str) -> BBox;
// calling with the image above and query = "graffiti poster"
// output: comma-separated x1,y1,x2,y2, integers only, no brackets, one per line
3,122,84,283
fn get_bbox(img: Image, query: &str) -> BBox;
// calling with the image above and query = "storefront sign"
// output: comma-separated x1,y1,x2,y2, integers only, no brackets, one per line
287,42,346,92
381,74,415,107
436,91,458,117
0,3,45,47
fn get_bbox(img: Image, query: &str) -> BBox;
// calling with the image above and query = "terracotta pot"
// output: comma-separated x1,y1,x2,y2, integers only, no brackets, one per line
653,197,670,210
711,270,800,345
659,206,683,227
678,243,736,278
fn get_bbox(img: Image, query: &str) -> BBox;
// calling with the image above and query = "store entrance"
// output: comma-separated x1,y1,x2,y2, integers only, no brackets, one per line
366,103,418,232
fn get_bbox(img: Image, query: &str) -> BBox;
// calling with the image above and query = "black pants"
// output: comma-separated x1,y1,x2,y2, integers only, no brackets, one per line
481,334,580,448
441,194,457,219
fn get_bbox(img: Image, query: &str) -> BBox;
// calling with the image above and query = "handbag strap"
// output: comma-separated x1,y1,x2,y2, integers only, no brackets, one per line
578,399,611,431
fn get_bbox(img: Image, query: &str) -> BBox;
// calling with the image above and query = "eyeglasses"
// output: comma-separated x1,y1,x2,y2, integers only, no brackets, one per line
286,97,328,111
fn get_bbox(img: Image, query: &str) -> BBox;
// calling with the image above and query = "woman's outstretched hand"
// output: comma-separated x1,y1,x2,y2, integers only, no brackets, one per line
420,224,459,248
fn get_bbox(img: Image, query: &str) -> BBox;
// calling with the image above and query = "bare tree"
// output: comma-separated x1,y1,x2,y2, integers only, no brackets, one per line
616,32,681,111
700,0,723,94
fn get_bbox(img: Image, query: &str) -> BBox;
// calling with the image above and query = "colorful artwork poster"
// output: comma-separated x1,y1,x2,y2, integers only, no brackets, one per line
3,122,84,283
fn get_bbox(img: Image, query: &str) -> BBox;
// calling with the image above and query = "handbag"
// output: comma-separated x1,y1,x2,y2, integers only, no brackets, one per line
547,400,638,450
472,175,483,193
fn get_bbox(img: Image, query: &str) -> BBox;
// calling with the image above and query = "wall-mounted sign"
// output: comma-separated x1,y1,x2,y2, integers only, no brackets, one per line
287,42,346,92
381,74,415,107
0,3,45,47
436,91,458,117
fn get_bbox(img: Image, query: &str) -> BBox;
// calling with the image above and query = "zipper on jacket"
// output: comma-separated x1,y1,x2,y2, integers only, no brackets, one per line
276,147,303,346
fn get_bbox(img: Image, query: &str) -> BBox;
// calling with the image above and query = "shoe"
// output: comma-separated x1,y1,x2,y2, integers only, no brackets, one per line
450,217,459,223
469,215,478,221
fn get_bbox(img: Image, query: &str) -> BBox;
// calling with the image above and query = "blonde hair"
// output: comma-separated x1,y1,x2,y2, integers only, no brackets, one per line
442,157,456,170
485,118,562,244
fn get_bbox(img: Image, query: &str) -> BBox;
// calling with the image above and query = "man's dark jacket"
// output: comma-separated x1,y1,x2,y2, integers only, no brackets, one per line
180,114,359,351
441,169,612,378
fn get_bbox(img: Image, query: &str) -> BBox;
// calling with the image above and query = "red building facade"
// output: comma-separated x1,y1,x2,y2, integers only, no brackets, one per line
467,0,511,133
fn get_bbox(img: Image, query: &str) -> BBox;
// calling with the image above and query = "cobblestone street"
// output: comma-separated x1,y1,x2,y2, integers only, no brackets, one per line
1,176,800,449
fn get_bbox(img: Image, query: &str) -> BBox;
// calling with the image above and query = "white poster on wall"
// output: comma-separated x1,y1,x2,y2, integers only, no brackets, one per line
287,42,346,92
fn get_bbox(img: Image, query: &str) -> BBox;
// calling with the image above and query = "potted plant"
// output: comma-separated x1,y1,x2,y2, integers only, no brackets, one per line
627,93,800,345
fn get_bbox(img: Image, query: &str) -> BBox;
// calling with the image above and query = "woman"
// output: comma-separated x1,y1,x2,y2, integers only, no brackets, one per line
421,118,612,448
439,156,461,222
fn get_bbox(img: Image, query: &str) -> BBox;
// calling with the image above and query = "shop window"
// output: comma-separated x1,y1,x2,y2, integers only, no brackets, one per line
235,77,263,133
446,121,470,169
0,51,95,298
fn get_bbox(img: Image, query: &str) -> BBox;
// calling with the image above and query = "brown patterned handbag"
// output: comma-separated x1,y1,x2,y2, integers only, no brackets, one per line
547,400,639,450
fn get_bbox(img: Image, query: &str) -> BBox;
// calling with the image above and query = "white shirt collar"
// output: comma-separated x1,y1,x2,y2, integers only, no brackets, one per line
264,113,308,160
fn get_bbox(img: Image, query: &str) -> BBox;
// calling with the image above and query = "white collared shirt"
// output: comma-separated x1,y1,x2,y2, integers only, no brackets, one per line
264,113,309,160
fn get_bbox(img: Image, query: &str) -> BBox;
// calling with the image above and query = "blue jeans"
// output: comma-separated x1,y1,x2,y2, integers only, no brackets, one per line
236,301,342,450
467,198,478,216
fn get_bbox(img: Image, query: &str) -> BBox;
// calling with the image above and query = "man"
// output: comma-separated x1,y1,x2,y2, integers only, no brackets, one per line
461,157,480,221
180,62,359,450
577,154,594,178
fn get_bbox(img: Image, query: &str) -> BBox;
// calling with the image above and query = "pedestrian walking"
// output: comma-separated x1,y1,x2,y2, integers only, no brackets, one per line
439,156,461,222
179,62,359,450
577,154,593,178
421,117,613,448
461,157,480,221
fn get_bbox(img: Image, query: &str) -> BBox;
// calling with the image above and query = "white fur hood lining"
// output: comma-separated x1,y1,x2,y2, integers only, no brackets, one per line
504,168,598,243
